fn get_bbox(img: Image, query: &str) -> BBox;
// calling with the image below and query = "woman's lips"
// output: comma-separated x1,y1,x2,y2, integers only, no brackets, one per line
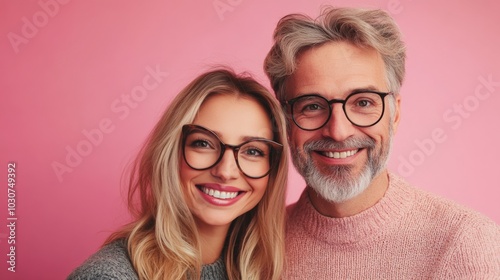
195,183,245,206
200,186,239,199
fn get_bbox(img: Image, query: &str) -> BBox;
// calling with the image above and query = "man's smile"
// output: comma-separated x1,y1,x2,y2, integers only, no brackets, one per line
317,149,359,159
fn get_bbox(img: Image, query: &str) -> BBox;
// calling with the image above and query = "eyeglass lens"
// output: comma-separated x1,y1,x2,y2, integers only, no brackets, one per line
291,92,386,130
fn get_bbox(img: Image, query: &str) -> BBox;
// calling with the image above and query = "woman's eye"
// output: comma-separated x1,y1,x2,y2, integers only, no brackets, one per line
243,147,265,157
190,139,211,148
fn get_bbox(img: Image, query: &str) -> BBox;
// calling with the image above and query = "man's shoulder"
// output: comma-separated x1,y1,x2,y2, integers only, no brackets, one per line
411,188,500,276
286,201,298,213
391,173,500,247
285,187,309,220
67,239,138,280
286,201,299,222
392,173,494,222
392,173,500,276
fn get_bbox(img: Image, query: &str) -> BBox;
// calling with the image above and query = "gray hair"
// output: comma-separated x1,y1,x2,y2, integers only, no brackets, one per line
264,6,406,103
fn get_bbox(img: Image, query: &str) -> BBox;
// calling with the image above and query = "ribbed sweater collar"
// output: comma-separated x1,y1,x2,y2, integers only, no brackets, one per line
201,257,228,280
289,173,415,245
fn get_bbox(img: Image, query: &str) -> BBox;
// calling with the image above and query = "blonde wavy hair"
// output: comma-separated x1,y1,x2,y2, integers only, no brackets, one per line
264,6,406,103
106,68,288,280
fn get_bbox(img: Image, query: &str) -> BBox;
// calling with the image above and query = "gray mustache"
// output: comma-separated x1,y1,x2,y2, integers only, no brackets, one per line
304,137,375,152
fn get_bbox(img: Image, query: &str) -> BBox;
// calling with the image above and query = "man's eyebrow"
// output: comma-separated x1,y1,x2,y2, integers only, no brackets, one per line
349,86,383,93
295,86,384,97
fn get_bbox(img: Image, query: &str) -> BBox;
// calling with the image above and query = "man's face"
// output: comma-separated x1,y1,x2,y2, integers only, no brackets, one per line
285,41,401,203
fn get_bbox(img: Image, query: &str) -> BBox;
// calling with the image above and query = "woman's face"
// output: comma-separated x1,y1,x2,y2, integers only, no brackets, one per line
180,93,274,231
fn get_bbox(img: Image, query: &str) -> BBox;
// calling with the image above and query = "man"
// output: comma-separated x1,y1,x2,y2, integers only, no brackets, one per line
264,7,500,279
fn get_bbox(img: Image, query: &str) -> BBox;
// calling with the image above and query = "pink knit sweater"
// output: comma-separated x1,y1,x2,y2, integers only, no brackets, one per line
285,173,500,279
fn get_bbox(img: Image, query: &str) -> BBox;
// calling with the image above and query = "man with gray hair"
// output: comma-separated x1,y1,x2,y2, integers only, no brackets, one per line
264,7,500,279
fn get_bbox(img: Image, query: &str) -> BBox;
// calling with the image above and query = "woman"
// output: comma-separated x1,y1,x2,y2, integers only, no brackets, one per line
68,68,288,280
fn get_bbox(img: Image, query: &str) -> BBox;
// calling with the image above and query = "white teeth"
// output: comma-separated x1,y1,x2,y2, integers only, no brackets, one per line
322,149,358,159
202,187,238,199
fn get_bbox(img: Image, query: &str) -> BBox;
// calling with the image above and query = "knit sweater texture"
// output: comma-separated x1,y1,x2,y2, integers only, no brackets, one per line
67,239,228,280
285,173,500,279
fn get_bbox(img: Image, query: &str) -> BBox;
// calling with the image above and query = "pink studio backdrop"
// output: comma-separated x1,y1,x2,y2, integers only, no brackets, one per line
1,0,499,279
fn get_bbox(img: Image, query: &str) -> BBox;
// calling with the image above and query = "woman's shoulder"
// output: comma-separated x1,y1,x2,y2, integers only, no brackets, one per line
67,239,139,280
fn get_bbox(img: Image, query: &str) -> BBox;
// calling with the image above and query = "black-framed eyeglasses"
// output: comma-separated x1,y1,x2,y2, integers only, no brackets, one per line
284,90,392,131
181,124,283,179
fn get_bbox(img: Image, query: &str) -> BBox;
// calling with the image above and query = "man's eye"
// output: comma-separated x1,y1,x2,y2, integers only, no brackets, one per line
300,102,327,113
304,104,321,111
356,100,372,107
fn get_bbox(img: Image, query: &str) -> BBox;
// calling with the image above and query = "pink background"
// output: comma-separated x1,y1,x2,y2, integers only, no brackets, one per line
1,0,499,279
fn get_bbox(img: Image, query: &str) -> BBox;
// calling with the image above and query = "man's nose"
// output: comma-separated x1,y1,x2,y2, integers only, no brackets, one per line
321,104,356,141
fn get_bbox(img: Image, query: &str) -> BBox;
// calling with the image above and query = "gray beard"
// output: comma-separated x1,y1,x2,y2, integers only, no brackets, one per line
291,134,392,203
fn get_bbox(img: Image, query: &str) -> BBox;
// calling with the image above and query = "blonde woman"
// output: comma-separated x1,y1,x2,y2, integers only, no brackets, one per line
68,68,288,280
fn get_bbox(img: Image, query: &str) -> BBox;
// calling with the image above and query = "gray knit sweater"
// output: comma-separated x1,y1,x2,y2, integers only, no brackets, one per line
67,240,228,280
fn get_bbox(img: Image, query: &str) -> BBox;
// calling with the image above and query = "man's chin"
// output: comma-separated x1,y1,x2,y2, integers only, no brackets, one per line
304,165,373,203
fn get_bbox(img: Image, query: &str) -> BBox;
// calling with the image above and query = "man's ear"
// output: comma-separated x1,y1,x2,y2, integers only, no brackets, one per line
392,94,402,134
